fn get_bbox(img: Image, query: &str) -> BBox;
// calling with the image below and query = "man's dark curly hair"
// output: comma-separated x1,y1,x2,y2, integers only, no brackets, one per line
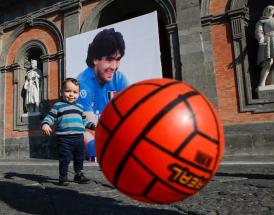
86,28,125,67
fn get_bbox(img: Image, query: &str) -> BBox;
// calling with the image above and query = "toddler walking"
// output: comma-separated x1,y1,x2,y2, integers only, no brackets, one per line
42,78,95,186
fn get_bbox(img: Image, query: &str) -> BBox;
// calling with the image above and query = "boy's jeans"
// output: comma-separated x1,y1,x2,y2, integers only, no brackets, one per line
57,134,85,177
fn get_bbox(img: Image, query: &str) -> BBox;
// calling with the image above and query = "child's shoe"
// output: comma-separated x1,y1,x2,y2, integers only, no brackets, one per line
59,175,69,186
74,172,90,184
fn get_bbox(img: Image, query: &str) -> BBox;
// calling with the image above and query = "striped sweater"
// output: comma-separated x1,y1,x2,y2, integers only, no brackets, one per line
41,101,94,135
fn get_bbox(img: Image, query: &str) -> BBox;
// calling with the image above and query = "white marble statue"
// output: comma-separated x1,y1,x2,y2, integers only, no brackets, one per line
255,5,274,87
24,59,40,113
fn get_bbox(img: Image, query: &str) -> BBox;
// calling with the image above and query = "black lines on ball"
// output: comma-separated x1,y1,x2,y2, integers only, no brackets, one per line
130,153,191,196
197,131,219,144
183,99,198,130
112,83,137,101
138,82,163,87
113,82,163,102
98,120,111,133
111,99,123,118
113,91,199,187
99,81,180,166
174,132,197,155
144,136,212,174
143,178,157,196
194,94,222,177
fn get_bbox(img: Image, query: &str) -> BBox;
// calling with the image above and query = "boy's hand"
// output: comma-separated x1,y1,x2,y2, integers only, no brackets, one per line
42,124,52,136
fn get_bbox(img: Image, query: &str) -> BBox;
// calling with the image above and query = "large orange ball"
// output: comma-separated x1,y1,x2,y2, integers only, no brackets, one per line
95,78,224,204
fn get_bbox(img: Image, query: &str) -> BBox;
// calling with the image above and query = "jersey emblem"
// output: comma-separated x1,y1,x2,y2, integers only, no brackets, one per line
80,89,87,98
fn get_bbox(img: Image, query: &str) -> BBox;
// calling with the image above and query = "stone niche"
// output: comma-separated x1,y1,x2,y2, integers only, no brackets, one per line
229,1,274,112
13,41,48,131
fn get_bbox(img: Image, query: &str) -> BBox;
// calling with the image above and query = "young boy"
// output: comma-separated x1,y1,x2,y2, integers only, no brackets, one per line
41,78,95,186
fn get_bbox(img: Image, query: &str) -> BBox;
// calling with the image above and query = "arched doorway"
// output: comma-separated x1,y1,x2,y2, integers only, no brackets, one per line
81,0,180,80
13,40,48,130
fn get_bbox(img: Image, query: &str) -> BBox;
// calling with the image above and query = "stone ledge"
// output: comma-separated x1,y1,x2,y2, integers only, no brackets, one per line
257,84,274,100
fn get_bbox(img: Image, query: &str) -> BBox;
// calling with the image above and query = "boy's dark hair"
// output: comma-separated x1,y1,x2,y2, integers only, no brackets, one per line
62,78,79,90
86,28,125,67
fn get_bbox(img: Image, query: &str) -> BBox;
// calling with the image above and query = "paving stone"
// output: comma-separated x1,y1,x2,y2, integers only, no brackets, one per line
0,161,273,214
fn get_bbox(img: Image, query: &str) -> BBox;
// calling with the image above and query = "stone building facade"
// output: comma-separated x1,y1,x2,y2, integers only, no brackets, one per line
0,0,274,159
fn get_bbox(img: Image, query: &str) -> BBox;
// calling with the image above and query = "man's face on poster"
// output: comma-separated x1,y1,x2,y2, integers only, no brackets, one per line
93,51,122,84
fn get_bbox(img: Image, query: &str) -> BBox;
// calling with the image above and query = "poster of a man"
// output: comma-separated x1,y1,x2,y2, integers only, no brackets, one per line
77,28,128,123
66,12,162,160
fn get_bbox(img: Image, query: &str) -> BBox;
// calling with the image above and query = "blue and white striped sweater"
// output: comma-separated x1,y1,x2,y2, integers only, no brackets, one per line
42,101,94,135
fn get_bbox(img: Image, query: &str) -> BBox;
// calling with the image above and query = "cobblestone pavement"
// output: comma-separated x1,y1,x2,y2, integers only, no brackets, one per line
0,159,273,215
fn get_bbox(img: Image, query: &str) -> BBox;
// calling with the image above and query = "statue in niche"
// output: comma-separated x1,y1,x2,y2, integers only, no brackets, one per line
255,5,274,87
23,59,41,113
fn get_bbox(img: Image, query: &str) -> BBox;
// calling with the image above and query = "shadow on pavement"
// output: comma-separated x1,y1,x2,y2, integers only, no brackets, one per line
4,171,114,188
0,175,183,215
216,172,274,179
4,172,58,184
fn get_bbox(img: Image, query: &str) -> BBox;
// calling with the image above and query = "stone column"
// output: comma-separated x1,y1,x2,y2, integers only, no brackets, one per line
40,55,49,115
0,29,4,158
166,23,182,80
175,0,217,106
61,1,82,39
40,51,63,112
0,28,3,57
61,1,81,78
175,0,205,83
12,63,22,125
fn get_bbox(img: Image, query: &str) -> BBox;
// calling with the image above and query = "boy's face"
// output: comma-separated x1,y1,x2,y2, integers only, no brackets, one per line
93,50,122,84
62,81,79,104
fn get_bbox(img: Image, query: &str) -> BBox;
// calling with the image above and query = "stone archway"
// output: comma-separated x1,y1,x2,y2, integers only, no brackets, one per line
13,40,48,130
0,18,63,67
0,18,64,131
